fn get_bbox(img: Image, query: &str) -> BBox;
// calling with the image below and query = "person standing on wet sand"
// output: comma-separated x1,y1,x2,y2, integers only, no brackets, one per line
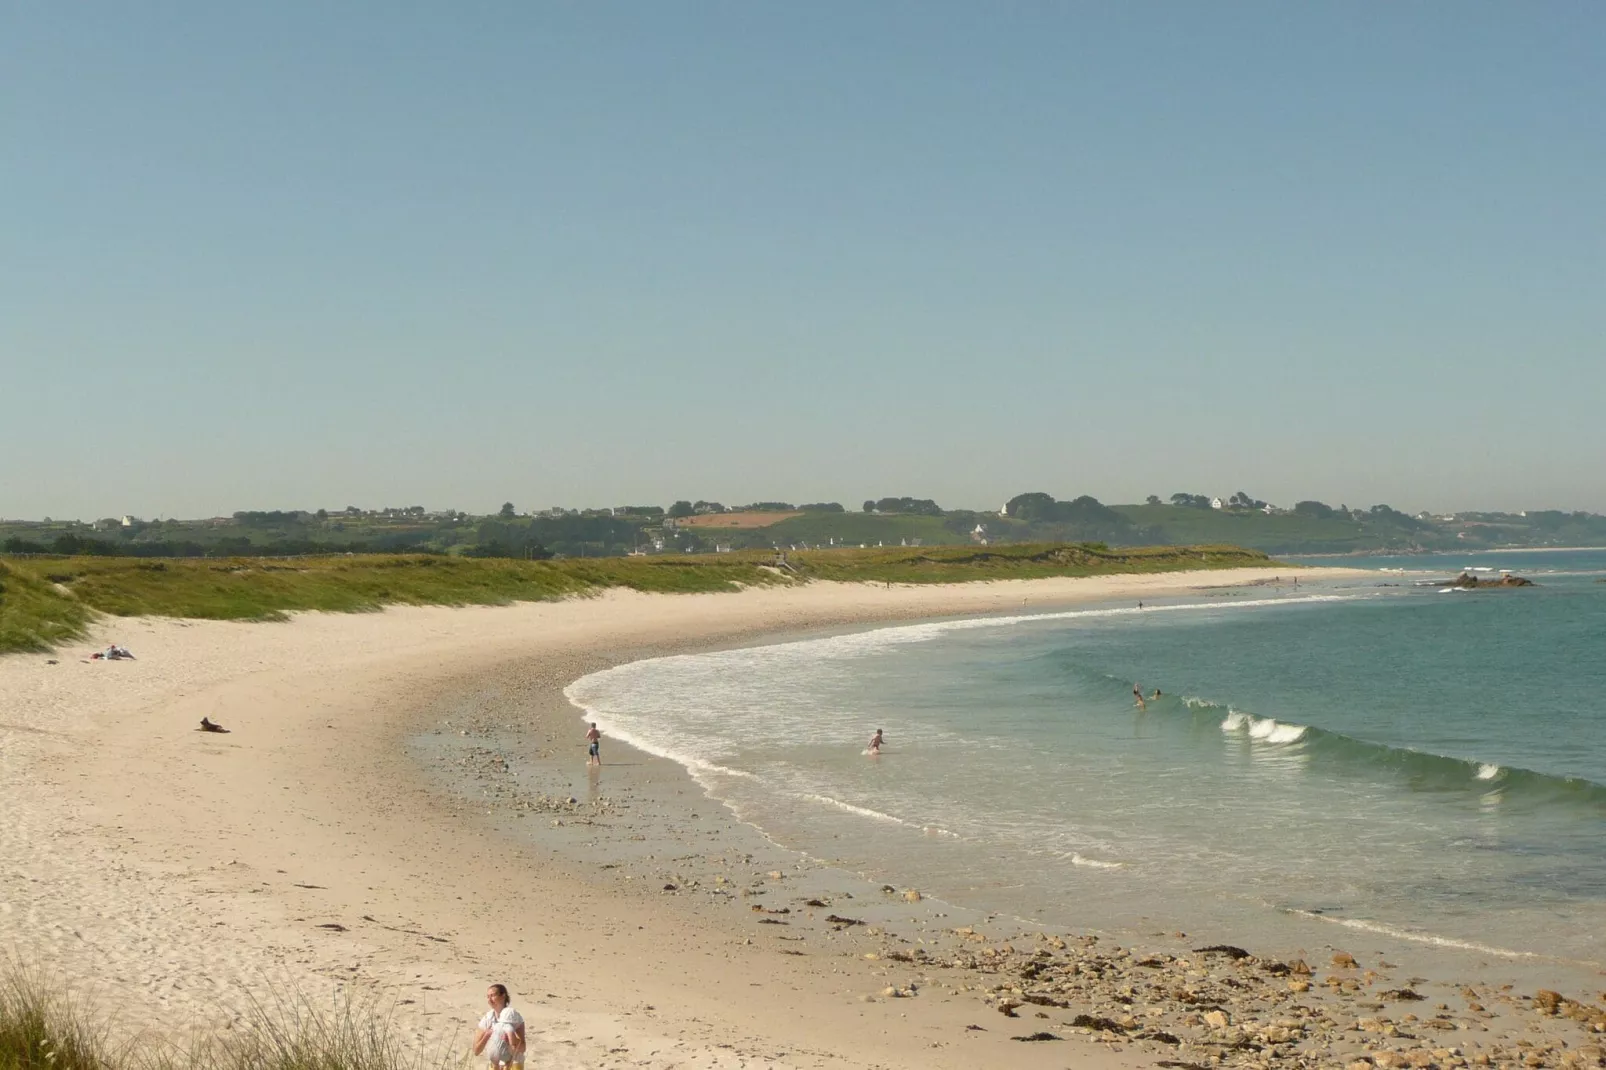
585,722,602,765
472,983,526,1070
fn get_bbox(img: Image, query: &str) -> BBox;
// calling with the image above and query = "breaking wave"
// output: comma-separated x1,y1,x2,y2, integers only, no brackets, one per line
1190,697,1606,808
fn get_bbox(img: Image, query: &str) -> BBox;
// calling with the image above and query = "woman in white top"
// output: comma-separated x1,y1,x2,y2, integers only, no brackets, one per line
472,983,526,1069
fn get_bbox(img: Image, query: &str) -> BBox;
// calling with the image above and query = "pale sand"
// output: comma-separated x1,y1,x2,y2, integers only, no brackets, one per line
11,564,1550,1070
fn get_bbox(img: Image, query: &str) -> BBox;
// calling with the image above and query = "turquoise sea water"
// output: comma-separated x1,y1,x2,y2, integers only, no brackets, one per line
566,549,1606,980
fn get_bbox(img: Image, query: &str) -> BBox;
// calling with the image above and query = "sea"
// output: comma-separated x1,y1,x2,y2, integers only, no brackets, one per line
565,549,1606,983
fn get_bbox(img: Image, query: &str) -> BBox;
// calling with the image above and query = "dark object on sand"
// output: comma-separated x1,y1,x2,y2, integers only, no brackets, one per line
1194,944,1252,959
198,717,230,733
1011,1032,1062,1042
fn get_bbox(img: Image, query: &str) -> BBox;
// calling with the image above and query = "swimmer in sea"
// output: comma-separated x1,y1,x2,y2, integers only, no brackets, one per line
868,728,883,755
1133,684,1146,711
1152,688,1162,700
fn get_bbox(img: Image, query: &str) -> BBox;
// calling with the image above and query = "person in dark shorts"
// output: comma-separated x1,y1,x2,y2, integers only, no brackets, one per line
586,722,601,765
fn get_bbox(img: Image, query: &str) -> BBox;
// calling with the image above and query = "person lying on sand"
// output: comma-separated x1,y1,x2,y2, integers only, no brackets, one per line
198,717,230,733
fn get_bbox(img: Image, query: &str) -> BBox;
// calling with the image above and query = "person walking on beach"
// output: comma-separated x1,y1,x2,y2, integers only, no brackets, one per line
472,983,526,1070
868,728,883,755
586,722,602,765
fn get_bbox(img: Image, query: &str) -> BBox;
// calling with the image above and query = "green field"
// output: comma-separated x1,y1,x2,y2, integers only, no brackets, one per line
762,510,961,547
1115,504,1381,554
0,543,1275,655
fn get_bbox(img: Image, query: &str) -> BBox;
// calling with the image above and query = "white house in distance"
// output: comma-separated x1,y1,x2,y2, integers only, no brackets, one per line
1209,497,1224,510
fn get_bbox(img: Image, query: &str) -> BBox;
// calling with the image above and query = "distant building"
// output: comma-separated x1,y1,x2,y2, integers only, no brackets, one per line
1209,498,1224,510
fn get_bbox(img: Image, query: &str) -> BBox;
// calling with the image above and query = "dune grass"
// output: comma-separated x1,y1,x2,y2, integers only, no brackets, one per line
0,543,1277,656
0,962,456,1070
0,560,94,654
787,541,1272,583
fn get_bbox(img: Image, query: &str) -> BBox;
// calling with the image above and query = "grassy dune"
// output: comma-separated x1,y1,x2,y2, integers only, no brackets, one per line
786,542,1270,583
0,544,1275,655
0,560,94,654
0,961,450,1070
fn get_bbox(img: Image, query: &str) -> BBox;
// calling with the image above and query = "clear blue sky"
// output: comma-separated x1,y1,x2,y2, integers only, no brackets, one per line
5,2,1603,519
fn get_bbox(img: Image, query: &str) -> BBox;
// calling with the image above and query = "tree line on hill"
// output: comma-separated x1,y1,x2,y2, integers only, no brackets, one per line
6,495,1606,559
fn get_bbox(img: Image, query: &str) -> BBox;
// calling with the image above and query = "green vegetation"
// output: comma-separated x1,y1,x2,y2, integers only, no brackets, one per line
763,510,957,546
0,560,92,654
786,542,1272,583
0,543,1272,655
4,495,1602,564
1114,504,1386,554
0,960,449,1070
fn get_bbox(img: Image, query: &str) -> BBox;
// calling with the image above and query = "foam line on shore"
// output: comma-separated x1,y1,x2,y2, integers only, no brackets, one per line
1279,908,1577,963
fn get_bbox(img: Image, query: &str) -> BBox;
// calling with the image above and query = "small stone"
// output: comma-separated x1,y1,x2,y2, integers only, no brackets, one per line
1333,951,1359,969
1289,979,1312,993
903,889,922,902
1203,1010,1230,1030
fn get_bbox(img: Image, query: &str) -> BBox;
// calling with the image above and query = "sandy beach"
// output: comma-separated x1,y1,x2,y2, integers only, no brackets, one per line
5,566,1604,1069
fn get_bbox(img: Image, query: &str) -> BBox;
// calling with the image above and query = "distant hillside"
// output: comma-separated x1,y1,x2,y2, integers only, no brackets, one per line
3,499,1603,561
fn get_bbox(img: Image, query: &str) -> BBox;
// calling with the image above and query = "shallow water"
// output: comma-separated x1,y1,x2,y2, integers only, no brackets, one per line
566,550,1606,983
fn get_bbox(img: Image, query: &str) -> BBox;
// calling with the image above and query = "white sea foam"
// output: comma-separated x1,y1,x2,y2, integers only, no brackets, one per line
1222,710,1308,744
799,792,909,825
1063,852,1125,870
1476,763,1504,781
1282,909,1543,959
